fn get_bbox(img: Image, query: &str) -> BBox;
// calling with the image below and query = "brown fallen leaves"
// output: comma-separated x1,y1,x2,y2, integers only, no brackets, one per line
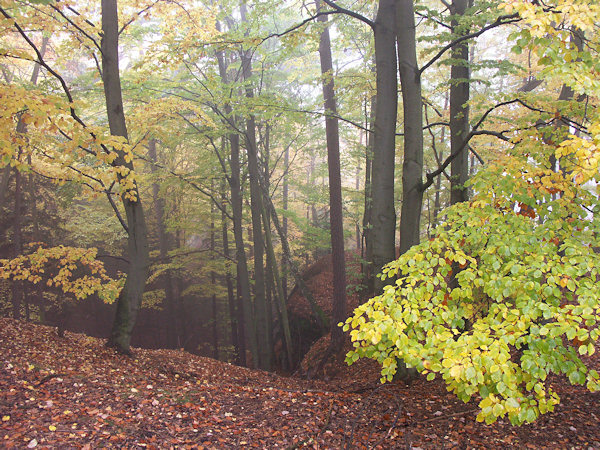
1,317,600,449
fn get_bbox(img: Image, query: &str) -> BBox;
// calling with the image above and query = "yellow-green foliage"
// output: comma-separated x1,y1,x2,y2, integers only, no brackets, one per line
344,155,600,425
0,245,124,304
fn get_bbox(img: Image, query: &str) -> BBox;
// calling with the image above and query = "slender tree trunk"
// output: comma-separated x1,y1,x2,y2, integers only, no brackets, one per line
316,0,347,352
240,1,269,370
230,133,250,366
11,161,22,319
9,36,48,319
210,193,219,360
370,0,398,293
262,124,274,361
397,0,424,255
355,156,361,251
282,145,289,301
264,193,328,331
215,33,250,367
221,179,239,363
102,0,150,355
362,88,375,296
261,201,294,369
449,0,470,205
148,140,179,348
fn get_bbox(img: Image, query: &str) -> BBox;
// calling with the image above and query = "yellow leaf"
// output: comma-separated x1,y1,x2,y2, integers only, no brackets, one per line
449,365,462,378
1,415,9,422
48,425,56,432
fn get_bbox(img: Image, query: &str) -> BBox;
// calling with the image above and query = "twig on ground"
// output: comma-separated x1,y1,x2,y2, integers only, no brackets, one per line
35,373,67,387
369,395,403,449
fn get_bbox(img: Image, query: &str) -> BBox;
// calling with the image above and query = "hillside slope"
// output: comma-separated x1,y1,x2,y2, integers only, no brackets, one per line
2,318,600,448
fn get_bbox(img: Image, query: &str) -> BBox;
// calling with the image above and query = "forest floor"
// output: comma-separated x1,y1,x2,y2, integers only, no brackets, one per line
2,317,600,449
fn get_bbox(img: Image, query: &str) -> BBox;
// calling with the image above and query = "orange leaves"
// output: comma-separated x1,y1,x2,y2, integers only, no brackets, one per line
517,202,536,219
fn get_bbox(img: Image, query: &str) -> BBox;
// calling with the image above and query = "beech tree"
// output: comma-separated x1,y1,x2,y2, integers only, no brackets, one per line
101,0,150,354
345,0,600,425
316,0,347,352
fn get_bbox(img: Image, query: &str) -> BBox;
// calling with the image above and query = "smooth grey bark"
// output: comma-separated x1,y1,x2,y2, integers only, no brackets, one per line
102,0,150,355
240,1,269,370
316,0,348,351
449,0,470,205
148,139,179,348
371,0,398,293
397,0,424,256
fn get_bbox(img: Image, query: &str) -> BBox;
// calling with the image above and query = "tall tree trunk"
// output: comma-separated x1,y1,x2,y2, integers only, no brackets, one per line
449,0,470,205
370,0,398,293
397,0,424,255
240,1,269,370
262,123,274,361
316,0,347,352
148,139,179,348
215,33,250,367
102,0,150,355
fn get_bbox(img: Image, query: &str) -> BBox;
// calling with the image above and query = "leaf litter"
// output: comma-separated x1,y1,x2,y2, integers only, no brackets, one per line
2,317,600,448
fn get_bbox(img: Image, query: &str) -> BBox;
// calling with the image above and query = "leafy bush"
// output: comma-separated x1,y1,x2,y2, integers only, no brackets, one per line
344,160,600,425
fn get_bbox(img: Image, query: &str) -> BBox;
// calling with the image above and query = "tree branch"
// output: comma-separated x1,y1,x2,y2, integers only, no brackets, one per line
49,4,101,52
420,13,520,74
321,0,375,28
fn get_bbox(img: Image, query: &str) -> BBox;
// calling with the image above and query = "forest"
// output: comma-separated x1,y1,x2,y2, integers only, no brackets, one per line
1,0,600,446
